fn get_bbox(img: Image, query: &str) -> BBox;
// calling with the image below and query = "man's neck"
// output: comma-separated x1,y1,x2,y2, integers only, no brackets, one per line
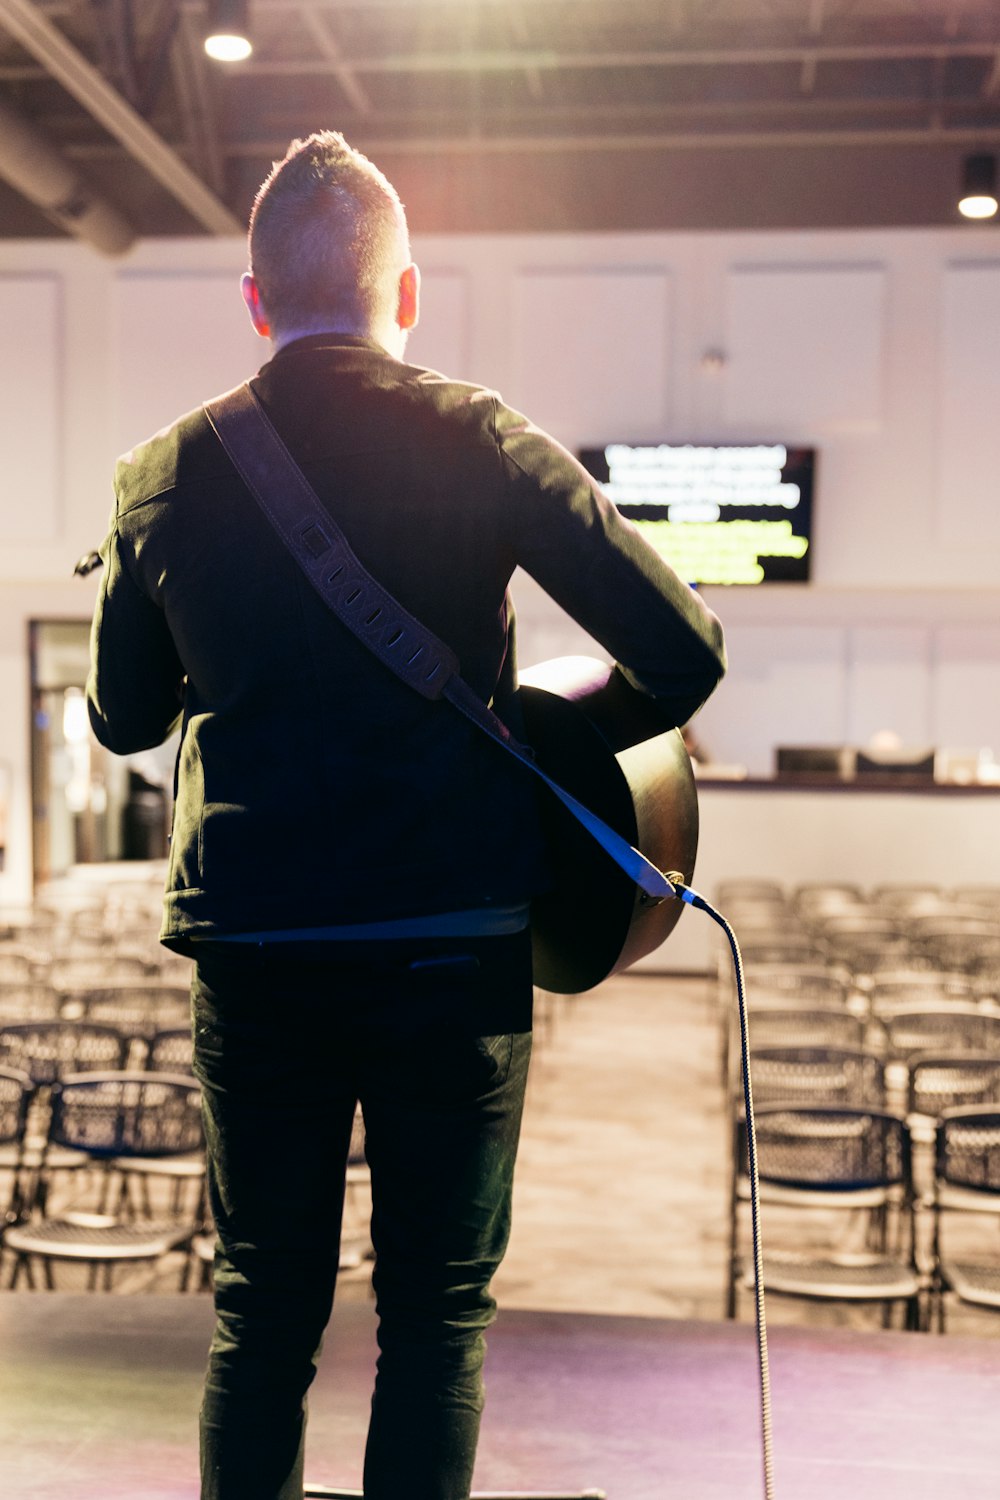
270,321,405,359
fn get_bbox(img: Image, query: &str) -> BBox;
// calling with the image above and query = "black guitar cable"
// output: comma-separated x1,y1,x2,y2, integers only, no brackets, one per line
669,878,775,1500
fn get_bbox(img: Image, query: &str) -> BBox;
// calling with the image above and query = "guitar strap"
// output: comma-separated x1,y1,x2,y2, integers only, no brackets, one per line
204,381,678,906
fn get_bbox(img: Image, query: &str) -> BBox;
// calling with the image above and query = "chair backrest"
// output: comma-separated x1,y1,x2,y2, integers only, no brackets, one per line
48,1072,203,1158
66,984,190,1038
794,883,865,909
743,1008,867,1052
0,950,36,983
0,1064,34,1147
744,962,850,1008
145,1028,194,1073
818,914,902,938
914,926,1000,977
936,1107,1000,1194
0,982,60,1023
870,883,943,911
819,924,914,972
49,955,152,989
913,915,999,939
748,1046,886,1109
879,1006,1000,1060
951,886,1000,915
908,1055,1000,1119
869,971,976,1014
0,1021,129,1087
739,938,827,966
745,1105,911,1193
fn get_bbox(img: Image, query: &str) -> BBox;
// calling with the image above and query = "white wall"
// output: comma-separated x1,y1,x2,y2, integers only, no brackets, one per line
1,226,999,902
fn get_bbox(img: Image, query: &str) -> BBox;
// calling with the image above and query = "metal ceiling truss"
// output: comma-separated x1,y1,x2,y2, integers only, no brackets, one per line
0,0,998,246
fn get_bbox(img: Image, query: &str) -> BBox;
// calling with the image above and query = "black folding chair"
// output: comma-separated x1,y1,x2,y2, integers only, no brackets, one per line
727,1105,923,1328
4,1071,204,1290
930,1105,1000,1330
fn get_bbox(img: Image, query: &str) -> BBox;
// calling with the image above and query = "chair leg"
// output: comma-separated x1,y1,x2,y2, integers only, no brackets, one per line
936,1284,948,1333
725,1252,739,1320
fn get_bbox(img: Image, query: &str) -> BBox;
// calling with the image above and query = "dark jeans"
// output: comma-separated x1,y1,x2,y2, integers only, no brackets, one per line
190,930,533,1500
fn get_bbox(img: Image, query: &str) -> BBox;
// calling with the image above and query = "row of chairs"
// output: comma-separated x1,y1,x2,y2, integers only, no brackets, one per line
715,880,1000,988
0,877,190,992
744,1043,1000,1123
0,945,191,990
0,884,205,1284
0,880,192,1037
0,1013,374,1293
716,879,1000,916
719,969,1000,1104
0,884,381,1293
0,1067,207,1291
728,1101,1000,1334
719,882,1000,1331
0,979,191,1038
0,1018,194,1081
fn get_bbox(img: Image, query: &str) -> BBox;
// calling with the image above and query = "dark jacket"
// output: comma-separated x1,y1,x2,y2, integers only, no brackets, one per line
87,334,726,945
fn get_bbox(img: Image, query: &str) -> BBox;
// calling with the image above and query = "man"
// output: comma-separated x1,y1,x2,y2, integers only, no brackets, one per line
87,131,725,1500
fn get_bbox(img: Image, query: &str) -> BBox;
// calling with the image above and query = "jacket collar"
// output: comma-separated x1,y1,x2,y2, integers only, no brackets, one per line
269,332,386,361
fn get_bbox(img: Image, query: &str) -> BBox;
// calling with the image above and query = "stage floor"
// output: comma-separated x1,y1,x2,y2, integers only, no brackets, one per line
1,1293,998,1500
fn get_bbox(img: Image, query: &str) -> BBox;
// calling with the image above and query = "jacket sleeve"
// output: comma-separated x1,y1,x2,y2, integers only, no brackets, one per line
496,403,727,726
86,507,186,755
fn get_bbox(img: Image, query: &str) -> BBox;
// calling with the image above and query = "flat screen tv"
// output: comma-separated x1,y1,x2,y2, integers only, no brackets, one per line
577,442,815,586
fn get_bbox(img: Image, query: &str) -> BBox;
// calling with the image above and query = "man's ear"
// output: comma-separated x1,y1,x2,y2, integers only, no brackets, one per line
240,273,271,338
396,262,420,332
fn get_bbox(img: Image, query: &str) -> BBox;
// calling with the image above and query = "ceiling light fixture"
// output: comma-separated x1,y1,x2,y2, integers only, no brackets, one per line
958,153,998,221
204,0,253,63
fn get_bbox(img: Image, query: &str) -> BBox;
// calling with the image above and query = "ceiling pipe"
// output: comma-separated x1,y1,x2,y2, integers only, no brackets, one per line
0,89,135,253
0,0,241,236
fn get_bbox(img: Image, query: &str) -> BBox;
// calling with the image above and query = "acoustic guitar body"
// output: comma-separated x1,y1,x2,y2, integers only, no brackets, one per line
517,657,700,995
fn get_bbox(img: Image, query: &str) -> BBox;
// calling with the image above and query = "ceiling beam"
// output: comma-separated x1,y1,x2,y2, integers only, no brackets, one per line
245,41,1000,76
0,86,134,251
170,6,226,196
0,0,241,233
299,4,373,114
222,123,1000,157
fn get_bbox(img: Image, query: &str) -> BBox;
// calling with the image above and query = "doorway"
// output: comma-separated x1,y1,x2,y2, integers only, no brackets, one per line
29,620,176,885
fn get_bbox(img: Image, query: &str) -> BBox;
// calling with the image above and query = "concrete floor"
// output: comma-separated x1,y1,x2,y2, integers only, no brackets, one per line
495,973,732,1323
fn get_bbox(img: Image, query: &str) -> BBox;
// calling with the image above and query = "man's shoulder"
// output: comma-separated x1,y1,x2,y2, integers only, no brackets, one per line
114,400,228,512
377,354,503,439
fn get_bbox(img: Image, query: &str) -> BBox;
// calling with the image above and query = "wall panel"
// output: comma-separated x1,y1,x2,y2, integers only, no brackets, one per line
509,268,672,445
407,268,471,381
723,263,886,433
931,625,1000,756
936,261,1000,550
0,275,61,543
112,272,260,456
846,625,932,748
696,624,848,776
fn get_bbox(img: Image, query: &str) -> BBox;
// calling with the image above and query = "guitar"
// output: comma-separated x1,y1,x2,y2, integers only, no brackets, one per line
517,657,699,995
